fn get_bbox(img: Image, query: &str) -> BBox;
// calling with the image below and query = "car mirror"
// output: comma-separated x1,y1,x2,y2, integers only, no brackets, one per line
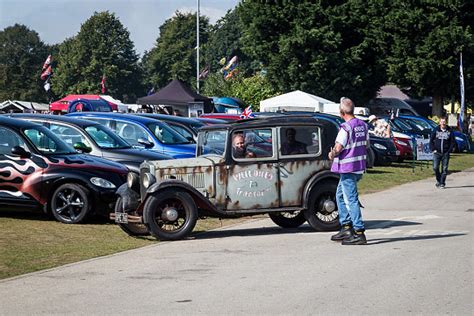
137,138,154,148
73,142,92,153
11,146,31,158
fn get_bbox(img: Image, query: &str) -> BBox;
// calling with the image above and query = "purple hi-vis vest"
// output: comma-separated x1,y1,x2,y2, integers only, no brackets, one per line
331,118,368,174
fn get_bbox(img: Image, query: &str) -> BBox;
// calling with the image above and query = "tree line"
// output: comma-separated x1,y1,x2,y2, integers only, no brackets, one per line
0,1,472,116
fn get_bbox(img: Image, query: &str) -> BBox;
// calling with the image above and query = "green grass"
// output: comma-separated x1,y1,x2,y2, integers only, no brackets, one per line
1,153,473,279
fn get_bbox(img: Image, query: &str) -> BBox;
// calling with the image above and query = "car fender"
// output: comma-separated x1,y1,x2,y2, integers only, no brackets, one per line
115,183,140,212
302,170,339,209
141,180,227,221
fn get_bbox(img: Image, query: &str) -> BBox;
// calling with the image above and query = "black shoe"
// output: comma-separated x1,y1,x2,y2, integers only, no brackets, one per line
331,225,353,241
341,231,367,245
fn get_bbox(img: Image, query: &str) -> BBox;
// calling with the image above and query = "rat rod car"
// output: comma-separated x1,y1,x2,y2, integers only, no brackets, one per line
112,115,340,240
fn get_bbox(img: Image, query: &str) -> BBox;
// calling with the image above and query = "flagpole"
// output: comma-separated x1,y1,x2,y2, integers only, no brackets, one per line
459,52,465,131
196,0,200,93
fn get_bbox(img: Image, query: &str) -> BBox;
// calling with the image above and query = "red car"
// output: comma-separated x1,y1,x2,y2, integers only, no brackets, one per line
392,133,414,161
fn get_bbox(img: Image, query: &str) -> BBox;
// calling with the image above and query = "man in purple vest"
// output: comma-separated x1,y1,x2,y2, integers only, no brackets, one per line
328,97,369,245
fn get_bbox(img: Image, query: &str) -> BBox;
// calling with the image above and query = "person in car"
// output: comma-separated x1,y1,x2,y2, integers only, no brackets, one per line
369,115,391,138
232,133,255,158
281,128,308,155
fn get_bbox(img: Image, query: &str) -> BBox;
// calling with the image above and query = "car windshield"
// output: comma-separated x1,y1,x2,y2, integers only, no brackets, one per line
23,126,76,155
403,118,433,131
84,125,131,149
147,122,192,144
197,129,227,157
390,118,414,132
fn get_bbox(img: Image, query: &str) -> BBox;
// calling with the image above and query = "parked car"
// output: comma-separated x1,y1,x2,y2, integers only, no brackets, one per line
8,114,173,174
136,113,227,142
67,112,196,158
0,116,127,224
68,98,112,113
399,115,471,153
112,115,341,240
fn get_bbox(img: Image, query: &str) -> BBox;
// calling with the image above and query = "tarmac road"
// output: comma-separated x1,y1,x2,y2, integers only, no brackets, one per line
1,169,473,315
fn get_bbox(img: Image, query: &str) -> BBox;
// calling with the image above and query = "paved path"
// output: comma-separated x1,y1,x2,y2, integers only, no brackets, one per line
1,169,473,315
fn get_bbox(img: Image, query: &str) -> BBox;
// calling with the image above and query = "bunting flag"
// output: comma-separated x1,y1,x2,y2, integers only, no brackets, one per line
42,55,52,71
147,87,155,96
240,106,254,119
40,65,52,81
101,75,107,94
459,52,465,129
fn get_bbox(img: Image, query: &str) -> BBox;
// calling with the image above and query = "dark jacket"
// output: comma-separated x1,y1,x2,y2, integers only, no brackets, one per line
429,126,455,154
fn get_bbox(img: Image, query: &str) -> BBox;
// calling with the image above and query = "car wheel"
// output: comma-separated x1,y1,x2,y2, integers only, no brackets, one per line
143,190,197,240
269,211,306,228
367,147,375,168
304,181,339,231
50,183,90,224
115,197,150,236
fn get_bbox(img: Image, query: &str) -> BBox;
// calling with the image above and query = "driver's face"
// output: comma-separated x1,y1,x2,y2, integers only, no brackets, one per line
233,136,244,150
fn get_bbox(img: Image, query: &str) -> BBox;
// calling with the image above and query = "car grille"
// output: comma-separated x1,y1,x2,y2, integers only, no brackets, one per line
163,173,205,188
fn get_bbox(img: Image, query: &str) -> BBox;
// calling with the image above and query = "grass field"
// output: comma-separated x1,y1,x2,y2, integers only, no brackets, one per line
1,152,473,279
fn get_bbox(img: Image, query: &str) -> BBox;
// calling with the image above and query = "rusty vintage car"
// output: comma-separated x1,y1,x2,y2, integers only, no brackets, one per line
112,115,340,240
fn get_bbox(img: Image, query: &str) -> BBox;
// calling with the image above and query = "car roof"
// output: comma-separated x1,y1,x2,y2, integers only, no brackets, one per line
199,114,334,131
67,112,165,124
7,113,101,128
136,113,204,127
0,115,47,129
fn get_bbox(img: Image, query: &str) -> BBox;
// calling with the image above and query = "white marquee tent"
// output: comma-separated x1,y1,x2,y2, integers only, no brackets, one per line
259,90,339,113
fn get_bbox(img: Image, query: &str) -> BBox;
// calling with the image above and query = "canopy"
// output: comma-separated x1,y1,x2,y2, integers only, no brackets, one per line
259,90,337,112
137,79,213,114
0,100,49,113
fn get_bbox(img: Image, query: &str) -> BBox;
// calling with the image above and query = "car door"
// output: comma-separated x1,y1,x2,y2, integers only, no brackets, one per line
278,125,324,206
225,128,280,211
0,126,43,209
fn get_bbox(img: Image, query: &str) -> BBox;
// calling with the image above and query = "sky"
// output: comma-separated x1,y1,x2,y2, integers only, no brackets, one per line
0,0,240,56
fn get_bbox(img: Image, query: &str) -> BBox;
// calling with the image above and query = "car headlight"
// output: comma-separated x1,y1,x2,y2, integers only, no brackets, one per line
127,172,139,189
373,143,387,150
455,136,463,142
394,139,408,146
142,173,156,189
90,177,116,189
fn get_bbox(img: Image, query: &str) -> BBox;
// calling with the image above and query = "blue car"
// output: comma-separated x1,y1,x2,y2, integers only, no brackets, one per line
399,115,471,152
67,112,196,158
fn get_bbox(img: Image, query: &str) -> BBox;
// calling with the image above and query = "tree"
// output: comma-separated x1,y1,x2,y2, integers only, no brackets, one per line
385,0,472,117
238,1,389,106
143,12,210,90
53,12,142,102
203,8,256,77
0,24,50,102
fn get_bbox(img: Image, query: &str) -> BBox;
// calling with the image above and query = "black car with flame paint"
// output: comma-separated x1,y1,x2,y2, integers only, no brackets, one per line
112,115,340,240
0,116,128,223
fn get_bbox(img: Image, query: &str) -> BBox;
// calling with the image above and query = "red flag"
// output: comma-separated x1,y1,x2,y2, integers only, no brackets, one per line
101,75,106,94
42,55,52,71
40,65,52,80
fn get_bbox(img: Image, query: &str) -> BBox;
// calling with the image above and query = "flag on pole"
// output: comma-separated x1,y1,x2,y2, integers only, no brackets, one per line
101,75,107,94
147,87,155,96
240,106,254,119
43,78,51,92
40,65,52,80
459,52,465,129
42,55,52,71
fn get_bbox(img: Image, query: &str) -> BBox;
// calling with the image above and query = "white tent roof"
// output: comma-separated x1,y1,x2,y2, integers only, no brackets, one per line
259,90,337,112
0,100,49,112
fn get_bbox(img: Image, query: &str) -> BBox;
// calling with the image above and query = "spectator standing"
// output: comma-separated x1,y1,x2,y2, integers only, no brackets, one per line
429,117,455,188
329,97,369,245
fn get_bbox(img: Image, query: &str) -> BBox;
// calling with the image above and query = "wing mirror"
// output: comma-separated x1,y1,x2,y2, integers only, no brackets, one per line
73,142,92,153
11,146,31,158
137,138,154,148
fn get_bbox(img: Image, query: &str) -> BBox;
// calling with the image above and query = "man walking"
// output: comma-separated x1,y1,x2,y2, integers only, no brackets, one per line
429,117,455,188
328,97,369,245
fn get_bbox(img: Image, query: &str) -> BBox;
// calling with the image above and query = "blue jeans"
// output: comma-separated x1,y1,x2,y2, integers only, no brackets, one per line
433,152,450,185
336,173,364,231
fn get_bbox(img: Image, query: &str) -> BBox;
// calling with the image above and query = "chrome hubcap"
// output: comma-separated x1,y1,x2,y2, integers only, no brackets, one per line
162,207,179,221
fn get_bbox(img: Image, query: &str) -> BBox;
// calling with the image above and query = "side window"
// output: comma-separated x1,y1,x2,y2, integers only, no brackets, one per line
48,123,90,147
116,122,149,146
0,127,26,154
280,126,320,157
231,128,273,160
88,118,115,131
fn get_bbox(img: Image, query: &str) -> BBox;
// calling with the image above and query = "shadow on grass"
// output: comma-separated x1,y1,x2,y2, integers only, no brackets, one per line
367,233,466,245
0,209,111,224
366,169,391,174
